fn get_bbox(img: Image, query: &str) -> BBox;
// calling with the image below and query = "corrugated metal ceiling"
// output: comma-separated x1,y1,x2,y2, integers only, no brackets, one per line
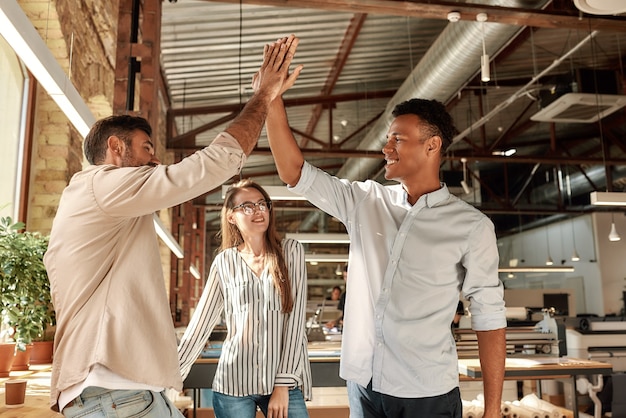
160,0,626,235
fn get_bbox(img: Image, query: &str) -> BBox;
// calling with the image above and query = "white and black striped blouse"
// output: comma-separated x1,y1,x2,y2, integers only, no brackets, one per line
178,238,312,400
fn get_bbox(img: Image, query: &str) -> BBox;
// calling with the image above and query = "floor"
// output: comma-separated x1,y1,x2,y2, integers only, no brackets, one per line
0,364,62,417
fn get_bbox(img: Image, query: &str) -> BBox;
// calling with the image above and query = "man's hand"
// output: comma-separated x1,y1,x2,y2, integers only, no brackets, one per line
223,34,301,155
254,35,301,102
267,386,289,418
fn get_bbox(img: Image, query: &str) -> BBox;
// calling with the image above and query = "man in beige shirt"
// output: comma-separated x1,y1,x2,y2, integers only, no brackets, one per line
44,35,300,416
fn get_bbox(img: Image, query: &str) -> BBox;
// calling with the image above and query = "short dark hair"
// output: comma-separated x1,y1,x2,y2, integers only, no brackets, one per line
392,99,457,152
83,115,152,165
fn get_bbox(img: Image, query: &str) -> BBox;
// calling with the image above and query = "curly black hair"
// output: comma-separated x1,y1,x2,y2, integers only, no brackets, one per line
392,98,458,152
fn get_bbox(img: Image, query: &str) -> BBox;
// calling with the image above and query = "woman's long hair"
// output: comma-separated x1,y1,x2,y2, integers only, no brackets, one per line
219,179,293,313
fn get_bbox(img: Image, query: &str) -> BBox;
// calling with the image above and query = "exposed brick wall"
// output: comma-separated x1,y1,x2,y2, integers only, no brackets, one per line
21,0,171,233
20,0,172,280
19,0,72,232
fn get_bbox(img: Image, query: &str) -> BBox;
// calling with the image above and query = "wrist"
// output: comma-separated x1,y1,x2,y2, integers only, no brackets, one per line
252,86,276,105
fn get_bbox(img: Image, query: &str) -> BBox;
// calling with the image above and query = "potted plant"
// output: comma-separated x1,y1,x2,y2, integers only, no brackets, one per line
0,216,54,369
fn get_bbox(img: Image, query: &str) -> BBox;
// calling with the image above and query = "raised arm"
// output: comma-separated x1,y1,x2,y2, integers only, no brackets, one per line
266,98,305,186
225,35,300,156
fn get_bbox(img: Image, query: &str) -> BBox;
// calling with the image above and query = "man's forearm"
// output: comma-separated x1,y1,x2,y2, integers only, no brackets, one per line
225,91,272,155
266,98,304,186
476,328,506,418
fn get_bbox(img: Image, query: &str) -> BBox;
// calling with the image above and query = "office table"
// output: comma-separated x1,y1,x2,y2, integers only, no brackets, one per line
458,357,613,417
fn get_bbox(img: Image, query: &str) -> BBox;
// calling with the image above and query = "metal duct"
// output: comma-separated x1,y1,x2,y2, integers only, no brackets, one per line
299,0,550,231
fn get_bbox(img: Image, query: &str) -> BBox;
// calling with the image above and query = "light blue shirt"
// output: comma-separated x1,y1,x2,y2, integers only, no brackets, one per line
290,161,506,398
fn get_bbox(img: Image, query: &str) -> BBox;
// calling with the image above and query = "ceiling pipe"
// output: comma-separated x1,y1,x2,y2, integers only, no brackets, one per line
451,30,597,146
298,0,551,231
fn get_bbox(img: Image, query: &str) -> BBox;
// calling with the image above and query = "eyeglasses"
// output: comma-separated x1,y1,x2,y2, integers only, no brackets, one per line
232,200,271,215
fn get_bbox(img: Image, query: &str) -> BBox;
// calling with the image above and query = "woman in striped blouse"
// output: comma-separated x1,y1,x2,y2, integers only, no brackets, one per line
178,179,312,418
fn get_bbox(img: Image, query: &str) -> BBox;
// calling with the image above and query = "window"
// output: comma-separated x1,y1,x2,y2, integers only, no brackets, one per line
0,35,27,220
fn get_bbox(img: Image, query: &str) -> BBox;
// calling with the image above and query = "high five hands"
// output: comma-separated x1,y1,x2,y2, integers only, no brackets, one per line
253,34,304,99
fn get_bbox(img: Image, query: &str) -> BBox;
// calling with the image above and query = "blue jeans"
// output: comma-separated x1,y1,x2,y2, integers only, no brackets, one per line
62,387,185,418
212,388,309,418
347,380,461,418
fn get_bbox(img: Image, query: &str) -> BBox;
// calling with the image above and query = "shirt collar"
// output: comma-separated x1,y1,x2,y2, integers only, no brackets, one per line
409,182,451,208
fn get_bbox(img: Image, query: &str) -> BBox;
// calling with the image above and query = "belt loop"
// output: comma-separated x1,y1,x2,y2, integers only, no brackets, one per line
64,395,84,411
74,393,85,407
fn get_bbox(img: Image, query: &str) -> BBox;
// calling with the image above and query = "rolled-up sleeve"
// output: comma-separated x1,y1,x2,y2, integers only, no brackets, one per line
462,217,507,331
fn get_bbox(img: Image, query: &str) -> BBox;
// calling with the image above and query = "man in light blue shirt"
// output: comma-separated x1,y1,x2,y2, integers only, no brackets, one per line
265,81,506,417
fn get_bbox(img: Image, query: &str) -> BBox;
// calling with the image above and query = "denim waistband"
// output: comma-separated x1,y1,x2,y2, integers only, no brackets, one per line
80,386,115,399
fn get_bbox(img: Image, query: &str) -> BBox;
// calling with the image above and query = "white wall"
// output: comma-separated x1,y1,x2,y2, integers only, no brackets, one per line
497,214,611,315
592,212,626,315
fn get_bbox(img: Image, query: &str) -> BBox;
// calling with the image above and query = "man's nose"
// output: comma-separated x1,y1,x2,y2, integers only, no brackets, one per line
382,141,392,155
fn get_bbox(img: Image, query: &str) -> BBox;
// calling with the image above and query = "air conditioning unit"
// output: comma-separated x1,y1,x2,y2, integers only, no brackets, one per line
531,93,626,123
573,0,626,15
531,69,626,123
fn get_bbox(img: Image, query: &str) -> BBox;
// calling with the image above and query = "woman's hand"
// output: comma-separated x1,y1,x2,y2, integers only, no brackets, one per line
267,386,289,418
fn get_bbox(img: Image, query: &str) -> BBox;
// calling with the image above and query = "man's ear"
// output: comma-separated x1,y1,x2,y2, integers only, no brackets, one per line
102,135,124,165
427,136,442,154
107,135,123,155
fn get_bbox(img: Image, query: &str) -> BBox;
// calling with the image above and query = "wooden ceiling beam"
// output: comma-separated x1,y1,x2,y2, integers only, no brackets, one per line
170,90,396,117
167,144,626,166
302,13,367,147
201,0,626,32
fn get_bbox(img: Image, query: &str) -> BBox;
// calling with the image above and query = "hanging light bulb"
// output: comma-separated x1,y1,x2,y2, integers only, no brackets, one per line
570,219,580,261
477,13,490,82
335,264,343,275
609,214,621,241
545,228,553,265
609,223,620,241
481,53,490,82
460,158,471,194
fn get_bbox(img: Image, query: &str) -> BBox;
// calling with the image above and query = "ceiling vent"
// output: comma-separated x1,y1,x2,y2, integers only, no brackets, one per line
573,0,626,15
530,93,626,123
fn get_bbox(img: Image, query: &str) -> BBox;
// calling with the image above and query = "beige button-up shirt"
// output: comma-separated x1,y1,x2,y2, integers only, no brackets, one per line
44,133,246,411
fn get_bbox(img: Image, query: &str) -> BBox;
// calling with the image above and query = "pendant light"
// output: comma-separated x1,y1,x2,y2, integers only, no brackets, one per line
476,13,490,82
545,228,553,265
460,158,471,194
609,214,621,241
570,219,580,261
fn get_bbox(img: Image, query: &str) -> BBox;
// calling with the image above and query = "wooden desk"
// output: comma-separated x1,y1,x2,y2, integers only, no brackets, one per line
458,357,613,417
459,357,613,379
0,365,62,418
